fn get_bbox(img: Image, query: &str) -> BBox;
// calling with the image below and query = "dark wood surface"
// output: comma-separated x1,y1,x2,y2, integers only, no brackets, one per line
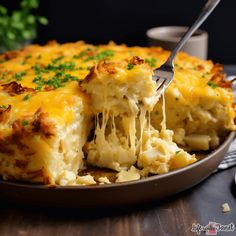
0,66,236,236
0,166,235,236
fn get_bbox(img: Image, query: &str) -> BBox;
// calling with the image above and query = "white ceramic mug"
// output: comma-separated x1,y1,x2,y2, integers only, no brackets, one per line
146,26,208,60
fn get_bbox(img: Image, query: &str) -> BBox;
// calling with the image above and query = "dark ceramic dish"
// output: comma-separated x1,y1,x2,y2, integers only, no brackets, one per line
0,132,234,208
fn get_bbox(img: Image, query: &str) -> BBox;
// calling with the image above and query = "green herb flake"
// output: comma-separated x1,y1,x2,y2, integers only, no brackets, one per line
73,48,94,59
32,64,42,74
201,72,211,78
0,105,7,109
73,52,86,59
21,120,29,126
207,81,219,89
31,60,81,90
175,150,181,155
57,61,76,71
155,111,159,115
25,54,32,60
52,56,64,64
83,50,114,62
23,94,31,101
127,63,134,70
35,85,42,91
33,74,44,87
22,54,32,64
32,71,80,90
15,71,26,81
43,61,76,72
145,58,157,67
46,77,63,89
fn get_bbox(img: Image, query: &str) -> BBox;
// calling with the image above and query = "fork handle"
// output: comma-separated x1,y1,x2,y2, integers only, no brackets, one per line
165,0,221,66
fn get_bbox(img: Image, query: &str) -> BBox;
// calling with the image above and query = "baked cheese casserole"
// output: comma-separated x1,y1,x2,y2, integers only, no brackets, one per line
0,41,235,185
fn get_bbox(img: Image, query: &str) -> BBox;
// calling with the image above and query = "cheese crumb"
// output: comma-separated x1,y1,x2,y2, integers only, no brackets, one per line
116,166,140,183
222,203,231,213
76,174,96,185
98,176,111,184
58,170,76,186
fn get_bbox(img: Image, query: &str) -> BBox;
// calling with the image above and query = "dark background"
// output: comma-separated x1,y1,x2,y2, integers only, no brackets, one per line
3,0,236,64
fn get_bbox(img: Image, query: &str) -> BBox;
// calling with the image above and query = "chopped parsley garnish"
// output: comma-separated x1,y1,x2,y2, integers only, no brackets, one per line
45,61,76,72
207,81,218,89
32,64,42,74
31,57,81,91
33,74,44,85
22,55,32,64
0,105,7,109
127,63,134,70
73,49,114,61
61,74,79,83
33,74,45,91
15,71,26,81
46,77,63,89
23,94,31,101
145,58,157,67
83,50,114,62
175,150,181,155
73,52,87,59
52,56,64,64
175,63,183,69
201,72,211,78
73,48,93,59
25,54,32,60
44,74,79,89
57,61,76,70
37,55,42,60
32,61,76,75
21,120,29,126
32,71,79,90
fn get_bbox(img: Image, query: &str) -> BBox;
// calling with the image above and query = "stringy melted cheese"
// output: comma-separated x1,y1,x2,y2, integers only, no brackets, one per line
82,60,159,171
81,58,196,178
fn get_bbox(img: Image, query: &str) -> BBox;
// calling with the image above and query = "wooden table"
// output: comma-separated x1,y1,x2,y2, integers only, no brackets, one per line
0,66,236,236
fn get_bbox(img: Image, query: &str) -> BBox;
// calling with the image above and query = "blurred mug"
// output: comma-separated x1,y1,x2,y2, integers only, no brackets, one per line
146,26,208,60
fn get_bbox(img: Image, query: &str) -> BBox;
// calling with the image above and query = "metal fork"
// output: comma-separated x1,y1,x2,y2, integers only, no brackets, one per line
153,0,221,95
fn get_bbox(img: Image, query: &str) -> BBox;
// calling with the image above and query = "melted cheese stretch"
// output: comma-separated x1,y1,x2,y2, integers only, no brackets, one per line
87,108,137,171
82,60,196,175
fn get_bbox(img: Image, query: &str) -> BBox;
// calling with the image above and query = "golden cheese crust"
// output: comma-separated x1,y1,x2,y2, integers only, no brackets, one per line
0,41,235,184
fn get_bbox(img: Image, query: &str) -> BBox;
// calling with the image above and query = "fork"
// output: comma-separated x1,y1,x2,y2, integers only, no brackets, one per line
153,0,221,95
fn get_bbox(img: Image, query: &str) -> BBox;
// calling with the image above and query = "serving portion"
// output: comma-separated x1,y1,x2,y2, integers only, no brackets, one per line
0,41,235,186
